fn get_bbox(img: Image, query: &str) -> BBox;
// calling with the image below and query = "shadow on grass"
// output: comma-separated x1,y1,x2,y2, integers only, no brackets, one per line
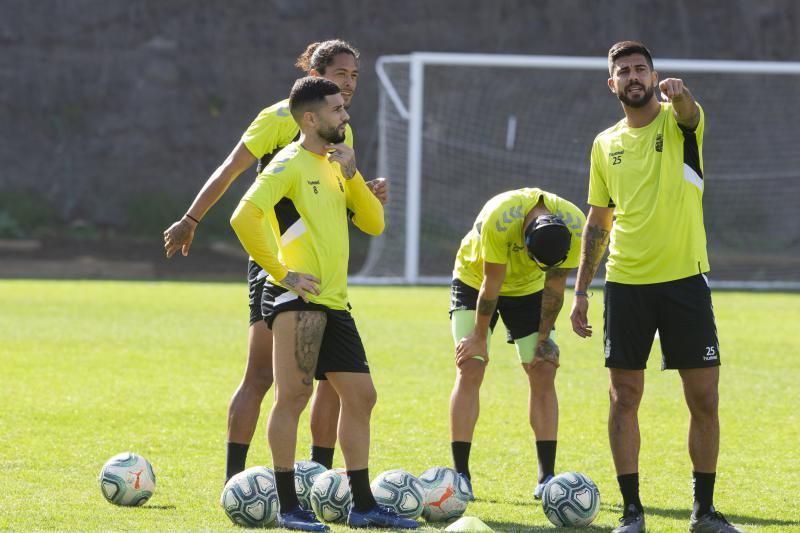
484,519,610,532
467,500,796,530
638,504,799,528
141,504,177,510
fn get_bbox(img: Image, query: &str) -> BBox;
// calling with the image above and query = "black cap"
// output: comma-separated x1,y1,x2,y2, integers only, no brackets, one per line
524,214,572,268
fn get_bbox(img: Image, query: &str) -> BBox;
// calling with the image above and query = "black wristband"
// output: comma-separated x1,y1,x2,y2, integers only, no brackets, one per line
574,290,589,297
185,213,200,224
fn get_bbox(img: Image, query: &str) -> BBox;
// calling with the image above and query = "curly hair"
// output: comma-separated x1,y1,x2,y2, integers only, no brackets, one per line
295,39,360,74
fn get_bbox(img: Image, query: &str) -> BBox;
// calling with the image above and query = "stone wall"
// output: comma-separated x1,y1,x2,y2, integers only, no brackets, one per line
1,0,798,239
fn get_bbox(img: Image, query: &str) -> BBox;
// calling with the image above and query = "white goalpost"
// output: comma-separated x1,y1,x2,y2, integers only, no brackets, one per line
353,52,800,290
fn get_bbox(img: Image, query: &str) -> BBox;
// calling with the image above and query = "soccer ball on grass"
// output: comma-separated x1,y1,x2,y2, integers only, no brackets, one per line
310,468,352,523
417,466,470,522
98,452,156,506
370,469,424,519
294,460,328,510
220,466,279,527
541,471,600,527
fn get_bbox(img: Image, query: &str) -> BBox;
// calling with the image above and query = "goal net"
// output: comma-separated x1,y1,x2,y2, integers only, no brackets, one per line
355,53,800,290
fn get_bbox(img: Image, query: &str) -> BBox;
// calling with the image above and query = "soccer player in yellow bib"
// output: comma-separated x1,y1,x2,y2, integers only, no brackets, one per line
570,41,743,533
449,188,585,501
162,40,387,482
230,77,418,531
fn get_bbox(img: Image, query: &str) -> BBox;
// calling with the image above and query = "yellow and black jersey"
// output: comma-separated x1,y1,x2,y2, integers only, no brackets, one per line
453,188,585,296
231,142,383,310
589,102,708,284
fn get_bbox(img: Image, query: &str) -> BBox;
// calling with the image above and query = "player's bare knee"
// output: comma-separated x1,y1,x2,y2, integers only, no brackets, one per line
242,370,273,395
276,387,313,416
687,387,719,419
457,359,486,388
609,382,642,413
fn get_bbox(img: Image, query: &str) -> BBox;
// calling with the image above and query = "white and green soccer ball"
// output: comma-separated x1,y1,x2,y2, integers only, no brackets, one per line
310,468,352,523
220,466,279,527
370,469,424,519
418,466,470,522
98,452,156,506
541,472,600,527
294,460,328,510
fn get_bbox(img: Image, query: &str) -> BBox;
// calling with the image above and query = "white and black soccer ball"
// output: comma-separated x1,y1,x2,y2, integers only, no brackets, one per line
294,460,328,510
310,468,352,523
220,466,279,527
417,466,470,522
370,469,424,519
98,452,156,506
541,472,600,527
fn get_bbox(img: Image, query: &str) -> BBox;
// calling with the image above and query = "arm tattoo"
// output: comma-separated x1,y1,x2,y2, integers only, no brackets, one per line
477,297,498,317
342,159,357,179
294,311,326,386
283,272,299,289
577,223,610,290
540,269,567,329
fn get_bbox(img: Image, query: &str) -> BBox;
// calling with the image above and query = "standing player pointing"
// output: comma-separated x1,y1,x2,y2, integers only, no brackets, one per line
570,41,744,533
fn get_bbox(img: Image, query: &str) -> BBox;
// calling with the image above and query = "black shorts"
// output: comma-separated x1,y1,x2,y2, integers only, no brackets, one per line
604,274,721,370
261,282,369,380
247,259,268,326
449,278,544,343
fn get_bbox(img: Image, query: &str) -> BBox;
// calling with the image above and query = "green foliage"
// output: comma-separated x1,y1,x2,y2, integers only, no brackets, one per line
0,209,23,238
0,281,797,531
0,187,61,237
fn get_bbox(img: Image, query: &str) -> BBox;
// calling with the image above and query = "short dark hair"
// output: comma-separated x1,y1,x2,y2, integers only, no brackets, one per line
289,76,341,122
295,39,360,74
608,40,654,75
524,214,572,268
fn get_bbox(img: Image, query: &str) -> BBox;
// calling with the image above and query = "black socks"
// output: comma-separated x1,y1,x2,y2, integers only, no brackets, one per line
451,441,472,479
347,468,377,511
310,446,335,469
225,442,249,483
617,473,643,513
535,440,557,483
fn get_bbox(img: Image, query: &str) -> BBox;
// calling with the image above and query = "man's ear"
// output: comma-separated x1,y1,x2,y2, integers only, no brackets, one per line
303,110,317,127
607,77,616,94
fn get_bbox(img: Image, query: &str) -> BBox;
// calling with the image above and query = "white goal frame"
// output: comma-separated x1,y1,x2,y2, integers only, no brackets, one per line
363,52,800,290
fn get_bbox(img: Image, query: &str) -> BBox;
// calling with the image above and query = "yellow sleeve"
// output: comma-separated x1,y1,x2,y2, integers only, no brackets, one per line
588,138,612,207
240,101,298,159
230,157,297,280
345,171,384,236
230,201,288,281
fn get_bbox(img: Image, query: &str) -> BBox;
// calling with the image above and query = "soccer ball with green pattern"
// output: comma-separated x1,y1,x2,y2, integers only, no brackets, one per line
220,466,279,527
98,452,156,506
541,472,600,527
370,469,424,519
294,460,328,510
310,468,352,523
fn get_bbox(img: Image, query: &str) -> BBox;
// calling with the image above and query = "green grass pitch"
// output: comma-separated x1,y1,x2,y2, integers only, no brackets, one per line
0,280,798,531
